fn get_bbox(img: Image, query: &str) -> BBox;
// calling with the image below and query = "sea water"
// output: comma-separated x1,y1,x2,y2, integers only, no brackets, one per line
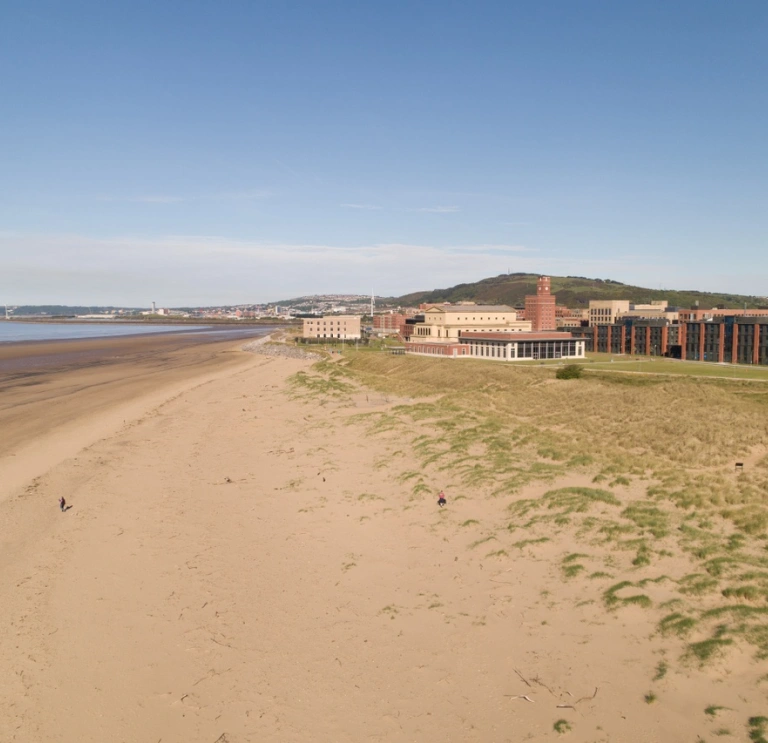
0,321,258,343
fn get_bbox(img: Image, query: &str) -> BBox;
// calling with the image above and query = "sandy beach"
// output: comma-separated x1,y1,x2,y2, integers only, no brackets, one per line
1,339,765,742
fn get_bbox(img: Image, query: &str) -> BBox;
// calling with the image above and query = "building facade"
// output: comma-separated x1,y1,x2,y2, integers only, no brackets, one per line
570,316,768,367
680,317,768,364
372,312,407,335
588,300,631,326
409,304,531,341
405,341,471,357
406,331,585,361
571,318,679,356
302,315,362,340
459,331,585,361
678,308,768,322
524,276,557,331
556,316,586,329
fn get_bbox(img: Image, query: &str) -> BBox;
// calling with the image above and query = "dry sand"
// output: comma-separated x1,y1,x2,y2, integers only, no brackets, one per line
0,339,761,742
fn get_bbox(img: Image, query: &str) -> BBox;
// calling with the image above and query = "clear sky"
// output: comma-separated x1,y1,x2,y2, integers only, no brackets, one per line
1,1,766,306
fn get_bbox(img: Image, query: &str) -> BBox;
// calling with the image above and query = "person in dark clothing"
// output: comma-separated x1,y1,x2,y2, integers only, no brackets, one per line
59,497,66,512
437,490,447,507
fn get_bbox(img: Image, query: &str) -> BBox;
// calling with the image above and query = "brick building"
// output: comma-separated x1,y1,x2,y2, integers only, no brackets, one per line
373,313,407,335
524,276,557,331
571,318,679,356
405,341,471,357
570,316,768,367
680,317,768,364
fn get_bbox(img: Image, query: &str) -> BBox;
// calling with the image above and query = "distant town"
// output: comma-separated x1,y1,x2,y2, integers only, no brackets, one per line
294,277,768,368
5,277,768,368
2,294,375,322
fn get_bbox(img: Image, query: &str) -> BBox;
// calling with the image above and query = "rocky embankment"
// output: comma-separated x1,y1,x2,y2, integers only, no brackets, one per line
242,338,320,360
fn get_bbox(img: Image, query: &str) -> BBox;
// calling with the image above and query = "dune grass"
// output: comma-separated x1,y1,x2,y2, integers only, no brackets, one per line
297,351,768,668
748,716,768,743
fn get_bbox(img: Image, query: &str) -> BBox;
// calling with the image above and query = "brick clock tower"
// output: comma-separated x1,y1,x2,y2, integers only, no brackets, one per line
524,276,557,331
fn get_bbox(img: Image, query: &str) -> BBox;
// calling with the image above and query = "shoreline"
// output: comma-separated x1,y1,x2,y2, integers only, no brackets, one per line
0,327,276,367
1,317,296,327
0,324,282,349
0,331,272,502
0,325,210,346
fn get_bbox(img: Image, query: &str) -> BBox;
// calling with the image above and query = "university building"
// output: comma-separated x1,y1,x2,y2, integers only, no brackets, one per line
302,315,361,340
571,318,679,356
571,316,768,366
458,332,585,361
680,317,768,364
409,304,531,341
678,308,768,322
524,276,557,331
588,300,631,326
372,312,407,335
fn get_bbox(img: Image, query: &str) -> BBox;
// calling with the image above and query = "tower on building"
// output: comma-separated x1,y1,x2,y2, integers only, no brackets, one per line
524,276,557,331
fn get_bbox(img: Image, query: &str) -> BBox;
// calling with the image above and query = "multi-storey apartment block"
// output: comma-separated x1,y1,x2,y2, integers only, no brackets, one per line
571,318,679,355
680,317,768,364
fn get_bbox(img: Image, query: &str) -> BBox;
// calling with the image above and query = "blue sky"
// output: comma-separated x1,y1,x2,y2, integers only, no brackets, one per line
1,1,766,305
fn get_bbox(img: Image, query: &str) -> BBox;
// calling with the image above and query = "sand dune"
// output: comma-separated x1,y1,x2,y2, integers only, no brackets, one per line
1,342,762,742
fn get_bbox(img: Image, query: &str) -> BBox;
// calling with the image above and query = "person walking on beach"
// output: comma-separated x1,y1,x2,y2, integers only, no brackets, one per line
437,490,447,507
59,496,66,512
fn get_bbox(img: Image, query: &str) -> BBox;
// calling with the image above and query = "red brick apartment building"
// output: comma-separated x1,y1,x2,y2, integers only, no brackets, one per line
680,317,768,364
571,316,768,366
572,319,677,356
373,313,407,334
524,276,557,331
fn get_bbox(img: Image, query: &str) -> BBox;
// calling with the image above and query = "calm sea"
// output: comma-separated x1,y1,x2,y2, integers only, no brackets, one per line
0,321,268,344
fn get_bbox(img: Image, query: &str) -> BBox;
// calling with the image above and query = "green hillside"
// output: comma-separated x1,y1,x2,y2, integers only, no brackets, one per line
394,273,766,309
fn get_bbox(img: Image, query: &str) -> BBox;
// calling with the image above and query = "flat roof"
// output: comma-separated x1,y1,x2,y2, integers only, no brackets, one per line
425,305,514,313
460,331,575,341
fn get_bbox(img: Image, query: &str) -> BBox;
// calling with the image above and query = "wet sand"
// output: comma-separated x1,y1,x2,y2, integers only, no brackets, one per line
0,330,271,456
0,331,271,502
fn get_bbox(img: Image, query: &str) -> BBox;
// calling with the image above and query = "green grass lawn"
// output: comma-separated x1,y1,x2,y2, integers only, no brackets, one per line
336,345,768,380
583,354,768,381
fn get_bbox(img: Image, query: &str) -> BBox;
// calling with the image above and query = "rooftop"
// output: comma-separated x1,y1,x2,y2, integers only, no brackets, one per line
460,331,574,341
426,305,514,314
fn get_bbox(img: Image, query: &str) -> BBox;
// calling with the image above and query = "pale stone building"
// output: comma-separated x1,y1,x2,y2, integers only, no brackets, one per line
620,301,679,322
588,300,631,326
410,304,531,341
302,315,361,340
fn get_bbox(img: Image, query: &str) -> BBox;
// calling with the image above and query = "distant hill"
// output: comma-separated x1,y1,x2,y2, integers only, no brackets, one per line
393,274,767,310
